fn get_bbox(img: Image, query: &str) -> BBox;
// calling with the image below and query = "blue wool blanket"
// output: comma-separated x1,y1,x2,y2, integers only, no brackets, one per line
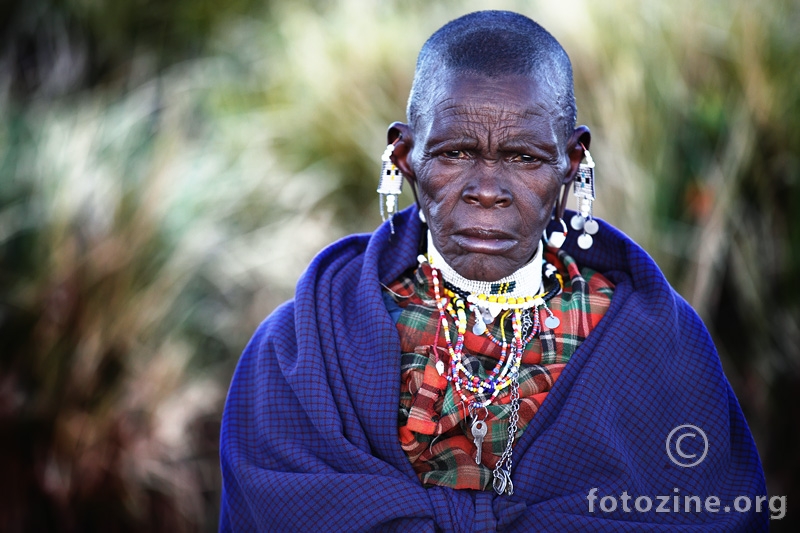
219,207,767,531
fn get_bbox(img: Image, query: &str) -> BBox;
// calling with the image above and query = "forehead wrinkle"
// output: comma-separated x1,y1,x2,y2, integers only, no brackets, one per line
434,98,549,121
430,102,560,150
418,76,571,151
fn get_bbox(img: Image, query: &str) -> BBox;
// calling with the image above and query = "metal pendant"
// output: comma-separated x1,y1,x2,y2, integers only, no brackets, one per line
471,419,487,464
577,233,594,250
545,315,561,329
472,316,487,335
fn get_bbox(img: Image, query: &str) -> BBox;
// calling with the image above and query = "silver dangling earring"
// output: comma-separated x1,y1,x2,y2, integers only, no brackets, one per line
570,145,598,249
418,209,427,223
377,140,403,234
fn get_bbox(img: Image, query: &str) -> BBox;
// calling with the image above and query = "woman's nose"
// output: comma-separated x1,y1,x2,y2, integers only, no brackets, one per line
461,166,512,208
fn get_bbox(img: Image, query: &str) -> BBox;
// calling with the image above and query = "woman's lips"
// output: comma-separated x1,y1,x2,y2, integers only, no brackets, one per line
452,229,517,254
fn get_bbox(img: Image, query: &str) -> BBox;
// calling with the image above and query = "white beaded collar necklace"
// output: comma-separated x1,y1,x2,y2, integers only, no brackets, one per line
425,231,545,316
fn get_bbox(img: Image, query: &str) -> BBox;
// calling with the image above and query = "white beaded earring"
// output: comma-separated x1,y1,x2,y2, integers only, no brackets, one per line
377,140,403,233
545,217,568,248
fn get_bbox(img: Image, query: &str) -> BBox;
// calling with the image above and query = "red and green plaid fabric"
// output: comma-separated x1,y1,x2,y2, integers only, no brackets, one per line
386,249,615,490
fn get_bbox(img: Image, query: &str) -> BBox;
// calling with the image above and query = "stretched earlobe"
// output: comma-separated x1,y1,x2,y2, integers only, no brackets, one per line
387,122,415,181
386,121,421,208
565,126,591,184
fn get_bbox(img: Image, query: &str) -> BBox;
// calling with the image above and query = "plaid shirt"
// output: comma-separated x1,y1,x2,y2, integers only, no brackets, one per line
386,249,615,490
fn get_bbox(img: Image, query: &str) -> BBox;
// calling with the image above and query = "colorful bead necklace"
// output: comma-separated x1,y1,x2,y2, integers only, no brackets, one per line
427,232,543,311
432,267,525,409
443,285,544,346
421,236,565,496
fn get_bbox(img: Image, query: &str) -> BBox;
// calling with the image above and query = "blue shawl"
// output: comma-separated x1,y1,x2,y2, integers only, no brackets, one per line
220,206,767,531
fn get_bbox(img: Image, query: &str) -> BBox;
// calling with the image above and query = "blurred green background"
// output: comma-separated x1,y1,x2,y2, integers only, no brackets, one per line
1,0,797,530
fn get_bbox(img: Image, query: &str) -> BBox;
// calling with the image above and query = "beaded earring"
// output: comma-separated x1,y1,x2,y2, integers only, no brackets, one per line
545,174,572,249
545,217,568,249
377,139,403,233
569,146,598,249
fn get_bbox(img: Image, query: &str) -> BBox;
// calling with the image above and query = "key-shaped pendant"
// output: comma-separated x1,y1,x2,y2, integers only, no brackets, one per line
471,420,488,464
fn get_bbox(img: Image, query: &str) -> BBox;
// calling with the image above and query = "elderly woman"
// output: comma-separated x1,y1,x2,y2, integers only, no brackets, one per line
219,11,766,532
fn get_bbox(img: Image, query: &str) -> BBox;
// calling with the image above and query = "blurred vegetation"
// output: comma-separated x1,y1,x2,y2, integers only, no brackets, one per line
0,0,797,530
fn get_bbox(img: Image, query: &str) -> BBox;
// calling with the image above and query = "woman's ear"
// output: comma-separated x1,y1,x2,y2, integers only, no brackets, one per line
387,122,415,185
564,125,591,185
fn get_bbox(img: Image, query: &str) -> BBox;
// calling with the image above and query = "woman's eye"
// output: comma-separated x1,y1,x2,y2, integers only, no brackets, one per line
443,150,465,159
515,154,540,163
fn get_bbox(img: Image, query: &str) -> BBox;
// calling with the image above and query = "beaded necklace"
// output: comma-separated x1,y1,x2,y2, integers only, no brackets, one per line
432,272,524,409
422,234,563,495
443,285,544,346
428,233,543,311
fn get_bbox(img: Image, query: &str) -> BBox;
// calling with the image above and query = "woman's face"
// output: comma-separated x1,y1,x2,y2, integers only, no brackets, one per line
405,73,575,281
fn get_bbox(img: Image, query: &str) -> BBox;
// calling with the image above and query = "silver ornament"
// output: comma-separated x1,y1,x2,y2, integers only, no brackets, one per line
584,219,599,235
545,315,561,329
480,307,494,326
